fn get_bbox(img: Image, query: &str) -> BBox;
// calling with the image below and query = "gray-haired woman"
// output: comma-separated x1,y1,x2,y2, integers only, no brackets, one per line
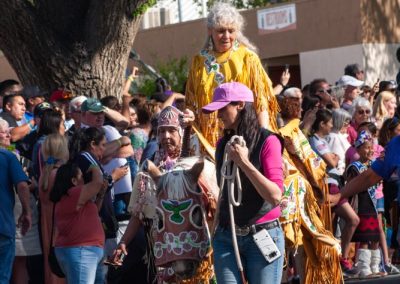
327,108,352,175
347,97,372,145
185,2,279,150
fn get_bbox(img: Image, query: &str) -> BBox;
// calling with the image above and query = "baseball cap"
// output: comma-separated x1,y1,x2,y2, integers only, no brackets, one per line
69,96,87,112
202,82,254,114
33,102,53,118
49,89,75,102
22,86,46,99
337,75,364,88
81,98,105,113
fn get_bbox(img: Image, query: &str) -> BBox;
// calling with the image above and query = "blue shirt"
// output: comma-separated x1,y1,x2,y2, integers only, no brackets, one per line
371,136,400,181
0,149,29,238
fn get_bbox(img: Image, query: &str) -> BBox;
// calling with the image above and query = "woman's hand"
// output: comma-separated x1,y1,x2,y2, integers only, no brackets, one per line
112,165,129,182
119,136,131,147
227,142,249,167
181,109,195,128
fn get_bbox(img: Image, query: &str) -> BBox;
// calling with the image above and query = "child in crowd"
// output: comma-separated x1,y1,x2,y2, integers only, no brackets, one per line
309,109,360,276
346,131,381,278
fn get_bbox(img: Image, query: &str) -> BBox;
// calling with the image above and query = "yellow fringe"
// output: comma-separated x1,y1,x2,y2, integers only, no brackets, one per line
180,252,215,284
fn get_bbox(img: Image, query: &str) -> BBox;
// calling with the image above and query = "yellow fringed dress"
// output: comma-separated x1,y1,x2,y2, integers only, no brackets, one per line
185,45,279,149
279,119,343,284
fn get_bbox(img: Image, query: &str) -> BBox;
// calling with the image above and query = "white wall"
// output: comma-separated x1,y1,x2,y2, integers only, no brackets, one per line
363,43,400,85
299,44,363,86
299,43,400,87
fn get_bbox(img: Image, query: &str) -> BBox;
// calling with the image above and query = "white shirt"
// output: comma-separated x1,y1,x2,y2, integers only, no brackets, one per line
81,123,132,195
326,132,351,175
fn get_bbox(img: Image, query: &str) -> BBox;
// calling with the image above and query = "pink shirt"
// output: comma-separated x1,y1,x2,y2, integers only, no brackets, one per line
347,122,358,145
255,135,284,224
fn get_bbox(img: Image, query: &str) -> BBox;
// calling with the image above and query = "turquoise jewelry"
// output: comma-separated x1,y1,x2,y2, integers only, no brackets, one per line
200,40,240,85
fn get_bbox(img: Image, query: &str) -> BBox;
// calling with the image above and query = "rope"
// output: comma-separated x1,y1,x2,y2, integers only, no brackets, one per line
219,135,246,282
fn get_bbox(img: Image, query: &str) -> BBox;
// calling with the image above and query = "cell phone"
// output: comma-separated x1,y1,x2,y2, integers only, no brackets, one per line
104,253,126,266
285,64,290,72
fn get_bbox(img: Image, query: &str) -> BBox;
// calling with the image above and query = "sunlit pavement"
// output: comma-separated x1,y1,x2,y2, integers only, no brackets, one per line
346,274,400,283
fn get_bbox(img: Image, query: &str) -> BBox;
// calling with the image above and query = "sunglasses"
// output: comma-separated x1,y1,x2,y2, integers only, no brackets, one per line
317,89,332,95
357,109,371,115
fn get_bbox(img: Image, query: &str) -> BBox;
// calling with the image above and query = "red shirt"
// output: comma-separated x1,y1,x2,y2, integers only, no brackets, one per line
55,186,105,248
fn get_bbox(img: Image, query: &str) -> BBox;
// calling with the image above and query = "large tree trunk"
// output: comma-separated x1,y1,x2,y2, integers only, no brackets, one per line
0,0,147,98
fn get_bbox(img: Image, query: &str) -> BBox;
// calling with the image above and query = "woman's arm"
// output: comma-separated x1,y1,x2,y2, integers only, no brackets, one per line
77,165,104,209
321,152,339,168
228,136,283,206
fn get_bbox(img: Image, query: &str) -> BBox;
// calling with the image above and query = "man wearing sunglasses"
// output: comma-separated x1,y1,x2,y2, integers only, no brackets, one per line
309,78,334,109
338,75,364,112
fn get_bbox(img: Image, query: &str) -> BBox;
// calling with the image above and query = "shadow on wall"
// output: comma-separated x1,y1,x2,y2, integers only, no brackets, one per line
362,0,400,83
361,0,400,44
363,43,400,84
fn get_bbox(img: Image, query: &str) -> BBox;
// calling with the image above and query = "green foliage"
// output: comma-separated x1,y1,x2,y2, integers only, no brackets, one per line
135,77,157,97
132,0,157,18
134,57,189,97
157,57,189,93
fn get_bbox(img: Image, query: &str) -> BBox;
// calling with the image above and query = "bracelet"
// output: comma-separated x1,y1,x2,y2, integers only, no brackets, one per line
278,83,287,88
127,75,134,82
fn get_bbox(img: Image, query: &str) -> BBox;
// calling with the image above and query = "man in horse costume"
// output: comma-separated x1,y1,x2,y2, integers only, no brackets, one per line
113,106,218,283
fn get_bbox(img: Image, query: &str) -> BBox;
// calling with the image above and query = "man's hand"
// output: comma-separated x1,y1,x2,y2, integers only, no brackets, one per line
110,242,128,266
18,210,32,236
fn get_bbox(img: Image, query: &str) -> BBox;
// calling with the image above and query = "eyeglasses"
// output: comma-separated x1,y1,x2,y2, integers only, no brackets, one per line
317,89,332,95
357,109,371,115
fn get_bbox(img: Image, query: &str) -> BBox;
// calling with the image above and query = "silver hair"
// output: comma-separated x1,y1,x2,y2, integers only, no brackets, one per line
349,97,372,117
332,108,351,132
282,87,302,98
204,2,257,52
0,118,9,130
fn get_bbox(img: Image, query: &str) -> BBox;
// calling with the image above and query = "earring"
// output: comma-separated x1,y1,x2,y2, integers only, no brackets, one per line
208,36,213,51
233,39,239,50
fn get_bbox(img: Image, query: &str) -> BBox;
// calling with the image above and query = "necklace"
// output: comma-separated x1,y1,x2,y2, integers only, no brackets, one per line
200,41,240,85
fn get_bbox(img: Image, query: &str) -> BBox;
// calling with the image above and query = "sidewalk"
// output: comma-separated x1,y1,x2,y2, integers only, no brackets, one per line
346,274,400,283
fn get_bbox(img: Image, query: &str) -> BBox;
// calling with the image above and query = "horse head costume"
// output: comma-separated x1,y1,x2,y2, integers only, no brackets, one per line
130,156,219,281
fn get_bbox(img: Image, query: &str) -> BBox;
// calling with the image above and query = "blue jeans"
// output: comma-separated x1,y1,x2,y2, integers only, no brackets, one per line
55,246,104,284
0,235,15,284
213,225,284,284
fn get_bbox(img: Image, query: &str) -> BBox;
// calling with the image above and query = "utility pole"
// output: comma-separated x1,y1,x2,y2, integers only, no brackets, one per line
177,0,183,22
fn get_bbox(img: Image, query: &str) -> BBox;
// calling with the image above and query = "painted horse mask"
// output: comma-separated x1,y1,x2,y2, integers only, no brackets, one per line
147,158,211,279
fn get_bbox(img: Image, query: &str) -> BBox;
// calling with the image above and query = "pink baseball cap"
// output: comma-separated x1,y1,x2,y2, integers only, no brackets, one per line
202,82,254,113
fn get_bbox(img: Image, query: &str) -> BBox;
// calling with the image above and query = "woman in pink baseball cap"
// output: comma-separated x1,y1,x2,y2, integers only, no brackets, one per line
203,82,284,284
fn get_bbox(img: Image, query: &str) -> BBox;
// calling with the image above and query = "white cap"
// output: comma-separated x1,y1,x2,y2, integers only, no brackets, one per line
69,95,87,112
337,75,364,87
